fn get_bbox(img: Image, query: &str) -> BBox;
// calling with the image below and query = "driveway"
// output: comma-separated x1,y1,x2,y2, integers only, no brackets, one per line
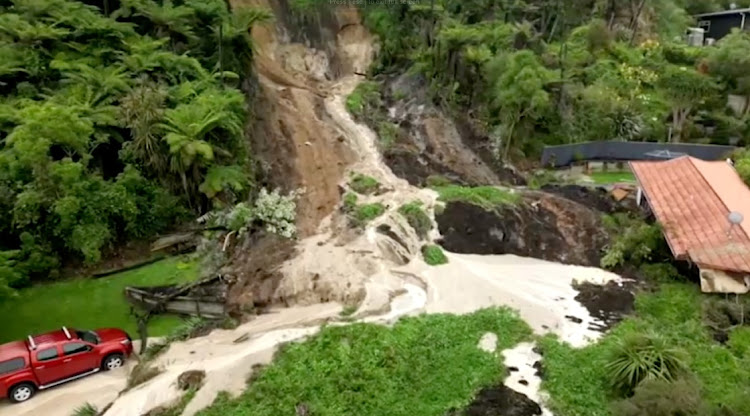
0,364,130,416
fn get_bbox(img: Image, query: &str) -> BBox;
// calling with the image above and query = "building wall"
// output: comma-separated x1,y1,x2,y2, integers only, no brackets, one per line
699,14,746,41
699,268,750,293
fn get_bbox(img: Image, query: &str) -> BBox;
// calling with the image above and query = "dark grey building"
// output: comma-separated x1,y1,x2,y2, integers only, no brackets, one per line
696,8,750,41
540,141,736,168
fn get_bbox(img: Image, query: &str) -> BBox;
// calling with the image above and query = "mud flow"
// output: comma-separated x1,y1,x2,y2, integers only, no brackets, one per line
447,384,543,416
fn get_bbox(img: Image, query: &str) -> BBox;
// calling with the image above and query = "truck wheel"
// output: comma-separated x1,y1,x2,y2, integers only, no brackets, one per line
102,353,125,371
9,383,35,403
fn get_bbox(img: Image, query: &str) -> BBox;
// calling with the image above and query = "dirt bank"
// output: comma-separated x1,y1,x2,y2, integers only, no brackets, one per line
436,192,610,267
356,72,526,187
540,184,636,214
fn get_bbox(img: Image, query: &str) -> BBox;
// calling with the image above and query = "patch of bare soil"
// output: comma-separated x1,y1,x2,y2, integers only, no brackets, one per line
224,233,297,315
436,192,609,267
574,281,635,331
372,73,525,187
540,184,635,214
447,384,542,416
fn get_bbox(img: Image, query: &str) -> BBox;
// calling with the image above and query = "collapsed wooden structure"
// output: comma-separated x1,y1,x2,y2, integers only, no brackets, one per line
124,275,229,319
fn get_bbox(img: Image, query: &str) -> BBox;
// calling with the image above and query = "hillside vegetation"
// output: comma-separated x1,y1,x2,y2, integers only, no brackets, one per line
353,0,750,174
0,0,271,296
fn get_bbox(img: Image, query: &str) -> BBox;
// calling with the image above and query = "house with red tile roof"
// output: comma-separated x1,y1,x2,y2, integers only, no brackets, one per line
630,156,750,293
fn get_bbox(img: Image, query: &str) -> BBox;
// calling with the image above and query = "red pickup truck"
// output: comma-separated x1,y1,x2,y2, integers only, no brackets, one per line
0,327,133,403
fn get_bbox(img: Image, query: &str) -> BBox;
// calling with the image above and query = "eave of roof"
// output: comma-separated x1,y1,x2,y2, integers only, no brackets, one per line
695,8,750,18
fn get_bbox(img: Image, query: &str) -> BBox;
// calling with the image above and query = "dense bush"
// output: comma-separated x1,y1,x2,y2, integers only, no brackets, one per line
601,215,669,269
0,0,270,290
606,332,687,396
611,378,708,416
639,263,683,283
422,244,448,266
349,173,381,195
353,203,386,226
398,201,432,239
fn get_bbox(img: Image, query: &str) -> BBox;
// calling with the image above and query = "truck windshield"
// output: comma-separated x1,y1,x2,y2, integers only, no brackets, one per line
76,330,100,344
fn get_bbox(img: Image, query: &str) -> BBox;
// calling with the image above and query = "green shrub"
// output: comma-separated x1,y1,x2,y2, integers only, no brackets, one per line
343,192,358,212
377,121,399,148
728,328,750,358
527,170,558,189
340,305,358,317
702,297,750,335
426,175,453,187
606,333,687,396
349,174,380,195
422,245,448,266
639,263,683,283
71,403,98,416
398,201,432,238
601,216,668,269
611,378,708,416
434,185,520,210
353,203,386,225
346,81,382,117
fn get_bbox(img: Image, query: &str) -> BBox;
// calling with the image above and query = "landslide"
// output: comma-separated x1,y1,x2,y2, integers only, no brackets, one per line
354,73,526,188
436,191,610,267
224,0,437,313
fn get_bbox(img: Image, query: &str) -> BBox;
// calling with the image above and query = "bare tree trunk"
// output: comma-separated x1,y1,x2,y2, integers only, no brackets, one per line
503,120,517,161
607,0,617,30
672,107,691,143
629,0,646,45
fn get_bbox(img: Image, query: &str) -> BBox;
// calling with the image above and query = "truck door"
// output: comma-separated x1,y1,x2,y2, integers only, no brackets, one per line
33,347,66,385
61,342,98,375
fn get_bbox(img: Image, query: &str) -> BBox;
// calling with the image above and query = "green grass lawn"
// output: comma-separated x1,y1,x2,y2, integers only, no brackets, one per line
0,257,198,343
539,283,750,416
588,171,636,184
197,308,531,416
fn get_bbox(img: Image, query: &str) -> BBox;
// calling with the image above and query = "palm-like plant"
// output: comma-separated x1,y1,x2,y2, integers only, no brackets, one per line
119,81,169,173
53,62,130,106
117,0,197,42
158,86,244,201
606,333,687,396
213,7,273,74
120,36,207,83
0,13,70,42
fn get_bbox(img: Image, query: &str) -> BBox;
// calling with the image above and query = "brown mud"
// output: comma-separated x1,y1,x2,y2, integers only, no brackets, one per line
540,184,636,214
436,192,610,267
362,72,526,187
574,281,636,331
447,384,542,416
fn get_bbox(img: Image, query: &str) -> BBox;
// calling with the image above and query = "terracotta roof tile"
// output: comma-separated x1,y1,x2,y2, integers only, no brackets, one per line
630,157,750,273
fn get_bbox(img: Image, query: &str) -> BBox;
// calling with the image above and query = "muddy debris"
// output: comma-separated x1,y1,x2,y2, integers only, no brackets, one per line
565,315,584,324
447,384,542,416
177,370,205,391
574,281,635,330
436,191,609,267
540,184,635,213
532,361,544,378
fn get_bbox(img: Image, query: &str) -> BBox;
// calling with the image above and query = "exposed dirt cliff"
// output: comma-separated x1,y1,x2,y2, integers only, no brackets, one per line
436,192,611,267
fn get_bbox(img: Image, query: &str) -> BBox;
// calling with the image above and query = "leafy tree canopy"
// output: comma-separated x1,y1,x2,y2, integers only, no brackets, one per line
0,0,270,295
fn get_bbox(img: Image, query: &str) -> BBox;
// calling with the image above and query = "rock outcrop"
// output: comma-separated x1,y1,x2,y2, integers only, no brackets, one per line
436,191,610,267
